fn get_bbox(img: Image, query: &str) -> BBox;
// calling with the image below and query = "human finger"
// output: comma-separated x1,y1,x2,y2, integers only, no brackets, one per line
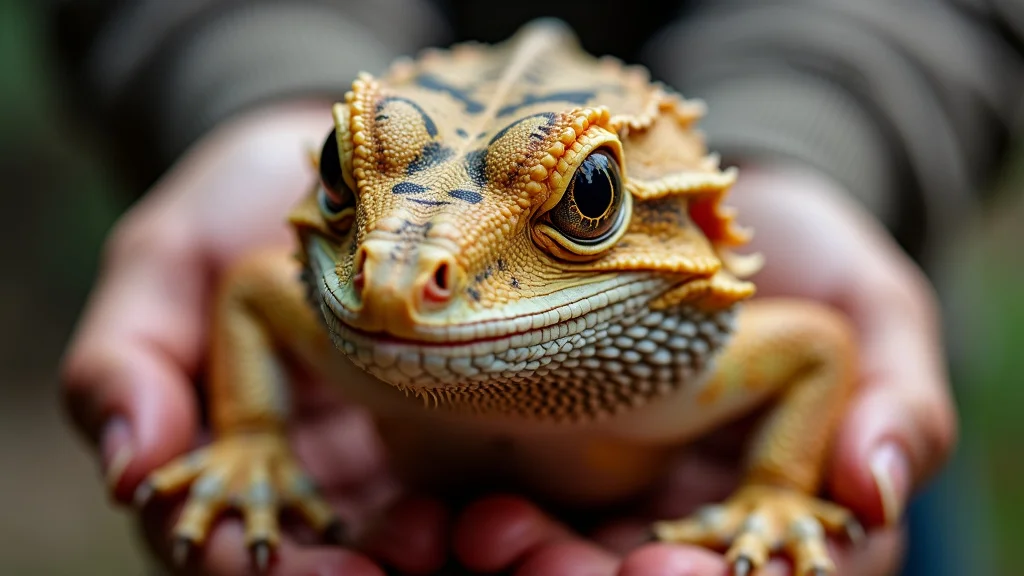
514,539,619,576
60,216,207,504
829,267,956,526
616,543,725,576
453,494,620,574
358,496,451,575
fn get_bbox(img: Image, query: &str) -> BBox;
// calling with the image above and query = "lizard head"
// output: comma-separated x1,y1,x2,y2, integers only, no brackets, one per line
291,20,760,421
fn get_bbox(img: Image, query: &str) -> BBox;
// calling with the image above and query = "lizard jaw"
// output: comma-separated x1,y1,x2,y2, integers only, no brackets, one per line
304,236,739,421
320,284,738,422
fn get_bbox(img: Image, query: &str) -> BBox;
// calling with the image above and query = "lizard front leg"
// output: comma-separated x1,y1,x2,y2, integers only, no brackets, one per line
137,248,340,569
653,299,861,576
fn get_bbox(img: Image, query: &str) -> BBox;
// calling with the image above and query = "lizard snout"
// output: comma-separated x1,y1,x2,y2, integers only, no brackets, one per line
348,239,464,334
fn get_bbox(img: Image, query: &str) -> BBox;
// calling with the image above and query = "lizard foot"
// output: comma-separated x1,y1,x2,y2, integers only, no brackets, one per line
136,432,341,571
651,485,864,576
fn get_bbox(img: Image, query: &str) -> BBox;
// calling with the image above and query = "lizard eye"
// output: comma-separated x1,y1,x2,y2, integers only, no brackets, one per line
318,128,356,230
534,149,631,259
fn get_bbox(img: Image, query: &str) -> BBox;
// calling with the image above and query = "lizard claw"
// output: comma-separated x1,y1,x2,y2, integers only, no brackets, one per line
133,480,155,509
654,485,853,576
172,536,192,567
252,540,271,573
732,556,753,576
843,517,866,546
138,432,340,572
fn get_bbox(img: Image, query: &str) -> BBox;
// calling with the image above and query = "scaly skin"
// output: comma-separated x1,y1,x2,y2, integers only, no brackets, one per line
140,20,861,574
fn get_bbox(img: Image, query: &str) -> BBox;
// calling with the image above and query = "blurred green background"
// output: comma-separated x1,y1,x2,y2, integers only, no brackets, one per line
0,0,1021,574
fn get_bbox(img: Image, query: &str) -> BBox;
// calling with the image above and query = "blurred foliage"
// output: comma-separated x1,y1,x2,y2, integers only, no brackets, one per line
0,0,1021,574
0,1,145,575
951,147,1024,573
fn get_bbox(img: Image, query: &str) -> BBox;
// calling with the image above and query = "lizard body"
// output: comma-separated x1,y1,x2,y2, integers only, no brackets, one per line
141,20,860,575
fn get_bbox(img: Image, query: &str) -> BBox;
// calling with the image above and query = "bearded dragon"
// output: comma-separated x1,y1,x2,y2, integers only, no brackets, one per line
138,20,862,575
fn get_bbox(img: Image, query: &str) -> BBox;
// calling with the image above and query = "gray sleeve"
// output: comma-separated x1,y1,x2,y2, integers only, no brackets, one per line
50,0,450,182
642,0,1024,253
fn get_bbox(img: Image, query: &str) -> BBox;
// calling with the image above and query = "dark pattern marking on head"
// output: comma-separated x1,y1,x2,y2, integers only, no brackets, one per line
397,219,433,234
496,91,596,117
414,74,486,114
465,149,488,187
409,198,451,206
377,96,438,137
392,182,429,195
407,142,455,174
489,112,557,145
448,189,483,204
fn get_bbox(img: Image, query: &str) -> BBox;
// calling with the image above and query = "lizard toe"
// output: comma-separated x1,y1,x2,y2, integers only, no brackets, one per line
140,432,340,572
653,485,857,576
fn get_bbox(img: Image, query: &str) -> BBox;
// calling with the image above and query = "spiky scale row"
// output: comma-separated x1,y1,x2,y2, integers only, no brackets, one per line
346,73,377,187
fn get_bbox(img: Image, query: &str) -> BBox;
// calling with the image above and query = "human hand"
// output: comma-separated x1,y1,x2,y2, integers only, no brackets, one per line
59,102,455,575
62,103,955,575
445,163,957,575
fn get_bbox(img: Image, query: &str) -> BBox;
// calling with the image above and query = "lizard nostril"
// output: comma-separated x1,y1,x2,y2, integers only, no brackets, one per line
352,248,367,299
434,262,449,291
423,261,453,303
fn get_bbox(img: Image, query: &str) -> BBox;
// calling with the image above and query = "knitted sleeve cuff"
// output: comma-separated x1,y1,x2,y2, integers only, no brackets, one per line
101,1,443,170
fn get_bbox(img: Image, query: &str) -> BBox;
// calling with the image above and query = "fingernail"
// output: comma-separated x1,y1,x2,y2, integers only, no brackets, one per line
101,417,134,497
869,442,911,526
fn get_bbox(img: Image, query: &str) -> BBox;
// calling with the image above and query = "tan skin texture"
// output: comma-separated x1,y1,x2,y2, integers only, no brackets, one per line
61,92,954,576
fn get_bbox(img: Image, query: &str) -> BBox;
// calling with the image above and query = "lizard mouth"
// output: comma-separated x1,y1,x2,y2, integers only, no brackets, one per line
318,272,736,411
323,293,736,421
329,323,535,348
304,239,737,421
324,275,670,345
320,272,677,356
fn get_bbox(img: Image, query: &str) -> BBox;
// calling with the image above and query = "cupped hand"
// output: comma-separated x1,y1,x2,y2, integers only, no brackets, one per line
447,163,957,575
60,102,453,575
